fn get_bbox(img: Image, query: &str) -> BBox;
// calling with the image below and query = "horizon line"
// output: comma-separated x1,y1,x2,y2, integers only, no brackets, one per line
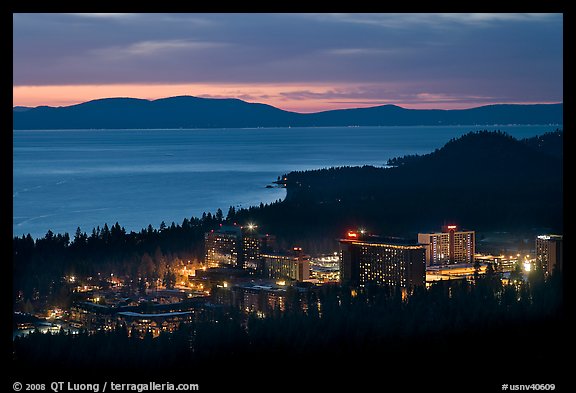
12,94,564,115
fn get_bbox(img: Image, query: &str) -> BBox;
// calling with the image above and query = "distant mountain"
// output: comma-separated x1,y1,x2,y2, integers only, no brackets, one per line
12,96,296,130
13,106,32,112
13,96,563,129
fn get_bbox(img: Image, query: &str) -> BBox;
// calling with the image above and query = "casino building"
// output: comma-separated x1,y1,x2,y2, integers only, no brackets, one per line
536,234,563,276
339,231,426,289
418,225,475,266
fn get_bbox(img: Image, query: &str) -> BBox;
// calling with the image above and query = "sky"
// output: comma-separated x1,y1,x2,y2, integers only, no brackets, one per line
13,13,563,113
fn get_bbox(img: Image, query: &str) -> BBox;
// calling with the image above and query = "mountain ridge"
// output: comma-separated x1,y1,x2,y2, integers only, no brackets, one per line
255,130,563,240
13,95,563,129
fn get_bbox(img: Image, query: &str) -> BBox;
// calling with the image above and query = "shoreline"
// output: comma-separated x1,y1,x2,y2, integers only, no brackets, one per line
12,123,564,132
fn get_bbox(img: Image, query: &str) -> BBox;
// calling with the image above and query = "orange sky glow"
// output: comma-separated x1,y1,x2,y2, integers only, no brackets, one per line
13,14,562,114
12,83,530,113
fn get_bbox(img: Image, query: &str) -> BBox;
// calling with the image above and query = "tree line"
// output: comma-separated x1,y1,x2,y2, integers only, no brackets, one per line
12,267,564,382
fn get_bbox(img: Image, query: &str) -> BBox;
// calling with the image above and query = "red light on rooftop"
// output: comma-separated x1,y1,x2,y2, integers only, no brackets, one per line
347,231,358,238
447,225,457,230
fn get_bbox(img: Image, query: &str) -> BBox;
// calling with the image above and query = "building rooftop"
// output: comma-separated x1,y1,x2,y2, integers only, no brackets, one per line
117,311,192,318
214,225,241,235
261,249,308,258
419,228,474,235
340,234,422,247
537,234,563,241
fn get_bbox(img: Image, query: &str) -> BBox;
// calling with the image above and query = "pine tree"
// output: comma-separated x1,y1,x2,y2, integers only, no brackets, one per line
226,206,236,221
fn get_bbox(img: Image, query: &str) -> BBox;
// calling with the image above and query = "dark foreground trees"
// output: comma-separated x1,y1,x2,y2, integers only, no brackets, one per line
13,271,564,372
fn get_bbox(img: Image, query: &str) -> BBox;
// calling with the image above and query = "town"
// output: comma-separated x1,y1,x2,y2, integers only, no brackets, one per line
13,223,563,339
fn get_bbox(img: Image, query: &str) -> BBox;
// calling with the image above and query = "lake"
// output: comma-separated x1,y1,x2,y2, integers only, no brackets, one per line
13,125,559,239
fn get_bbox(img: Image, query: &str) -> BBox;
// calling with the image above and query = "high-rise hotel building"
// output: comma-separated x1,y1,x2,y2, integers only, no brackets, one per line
536,234,563,276
418,225,475,266
339,232,426,289
205,226,242,268
205,224,277,272
262,247,310,282
240,226,261,271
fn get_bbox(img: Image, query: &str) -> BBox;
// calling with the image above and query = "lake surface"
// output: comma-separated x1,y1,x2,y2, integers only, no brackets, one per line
13,125,559,239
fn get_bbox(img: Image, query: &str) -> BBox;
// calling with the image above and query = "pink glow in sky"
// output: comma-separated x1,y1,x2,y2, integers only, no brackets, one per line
13,83,558,113
13,14,562,112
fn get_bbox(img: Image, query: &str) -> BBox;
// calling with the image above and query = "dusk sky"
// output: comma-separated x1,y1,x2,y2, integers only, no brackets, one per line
13,13,563,113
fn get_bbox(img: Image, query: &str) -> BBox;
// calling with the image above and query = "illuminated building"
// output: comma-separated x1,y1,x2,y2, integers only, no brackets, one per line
206,224,277,272
117,311,193,338
216,280,314,316
426,262,487,285
473,254,518,273
418,225,475,266
536,235,563,276
236,282,287,315
204,226,241,268
240,224,261,271
310,254,340,282
339,232,426,289
262,247,310,282
68,302,114,331
67,295,208,334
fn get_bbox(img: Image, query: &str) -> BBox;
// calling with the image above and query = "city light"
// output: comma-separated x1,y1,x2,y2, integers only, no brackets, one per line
18,206,562,355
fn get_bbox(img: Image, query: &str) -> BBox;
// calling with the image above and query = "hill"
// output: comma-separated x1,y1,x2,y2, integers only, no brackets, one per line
12,96,297,129
12,106,32,112
13,96,563,129
231,131,563,242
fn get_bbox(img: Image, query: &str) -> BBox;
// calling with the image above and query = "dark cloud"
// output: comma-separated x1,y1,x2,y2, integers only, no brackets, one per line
13,13,563,105
278,86,400,101
278,88,501,106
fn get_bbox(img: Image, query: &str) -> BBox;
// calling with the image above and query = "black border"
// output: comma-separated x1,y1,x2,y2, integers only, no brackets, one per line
7,8,572,392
